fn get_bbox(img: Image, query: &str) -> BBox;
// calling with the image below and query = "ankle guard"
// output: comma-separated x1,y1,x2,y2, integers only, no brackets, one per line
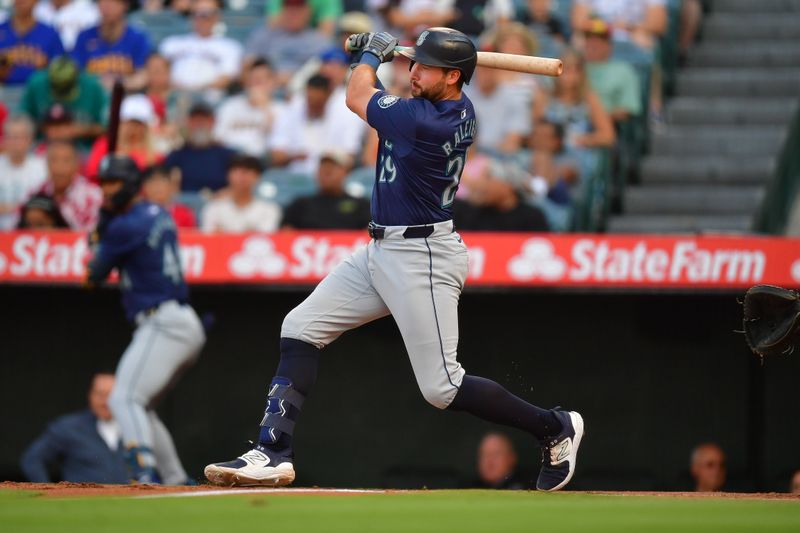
259,377,305,446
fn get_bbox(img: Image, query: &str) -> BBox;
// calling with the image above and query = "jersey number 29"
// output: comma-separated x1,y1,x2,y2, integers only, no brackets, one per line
442,154,464,208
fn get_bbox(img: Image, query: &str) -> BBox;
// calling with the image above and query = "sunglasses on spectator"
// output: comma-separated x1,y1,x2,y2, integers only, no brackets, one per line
193,9,219,18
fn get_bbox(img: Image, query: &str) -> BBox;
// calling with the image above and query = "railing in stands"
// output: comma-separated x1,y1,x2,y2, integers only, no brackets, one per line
755,98,800,234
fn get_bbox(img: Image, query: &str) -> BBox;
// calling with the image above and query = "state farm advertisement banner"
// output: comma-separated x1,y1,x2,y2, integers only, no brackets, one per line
0,231,799,289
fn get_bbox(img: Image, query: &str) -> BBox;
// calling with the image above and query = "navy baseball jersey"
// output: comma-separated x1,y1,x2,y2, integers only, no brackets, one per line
0,21,64,85
87,201,188,321
72,25,150,77
366,90,476,226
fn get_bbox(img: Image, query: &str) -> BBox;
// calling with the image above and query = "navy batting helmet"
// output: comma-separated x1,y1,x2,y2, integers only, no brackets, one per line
398,27,477,84
98,154,141,211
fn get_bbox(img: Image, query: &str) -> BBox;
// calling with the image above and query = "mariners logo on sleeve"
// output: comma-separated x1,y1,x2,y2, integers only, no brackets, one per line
378,95,399,109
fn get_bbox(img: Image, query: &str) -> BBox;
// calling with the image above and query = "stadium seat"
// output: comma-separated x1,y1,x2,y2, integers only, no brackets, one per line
129,11,191,47
344,166,375,199
0,85,25,113
258,169,317,207
225,0,267,16
175,191,208,221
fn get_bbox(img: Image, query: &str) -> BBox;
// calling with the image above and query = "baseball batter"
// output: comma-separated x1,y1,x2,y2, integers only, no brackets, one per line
87,155,205,484
205,28,583,491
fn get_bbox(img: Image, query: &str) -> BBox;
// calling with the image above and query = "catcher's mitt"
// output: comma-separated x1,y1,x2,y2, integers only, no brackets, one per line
742,285,800,357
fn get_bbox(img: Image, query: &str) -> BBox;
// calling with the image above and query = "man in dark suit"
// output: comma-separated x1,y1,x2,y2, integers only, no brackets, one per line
20,372,129,484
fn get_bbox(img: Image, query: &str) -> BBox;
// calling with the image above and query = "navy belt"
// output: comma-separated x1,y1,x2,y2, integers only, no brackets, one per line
368,222,436,240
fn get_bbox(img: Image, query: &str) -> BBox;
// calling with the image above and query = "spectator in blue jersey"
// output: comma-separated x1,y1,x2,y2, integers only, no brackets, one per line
20,373,129,484
71,0,150,91
34,0,100,52
164,101,235,193
0,0,65,86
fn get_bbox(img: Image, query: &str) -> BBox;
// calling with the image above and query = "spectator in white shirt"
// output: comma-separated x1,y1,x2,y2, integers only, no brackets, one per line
159,0,243,100
244,0,330,88
467,64,532,155
214,57,285,158
270,73,364,176
201,154,281,233
0,115,47,230
34,0,99,51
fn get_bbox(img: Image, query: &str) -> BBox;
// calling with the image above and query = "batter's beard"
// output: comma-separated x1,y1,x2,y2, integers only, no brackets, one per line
411,78,447,101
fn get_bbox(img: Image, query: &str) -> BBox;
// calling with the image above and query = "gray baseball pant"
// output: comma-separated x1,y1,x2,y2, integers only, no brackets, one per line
281,220,468,409
108,300,206,484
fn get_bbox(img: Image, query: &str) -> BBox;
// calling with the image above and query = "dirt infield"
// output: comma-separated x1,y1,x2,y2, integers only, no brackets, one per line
2,482,799,500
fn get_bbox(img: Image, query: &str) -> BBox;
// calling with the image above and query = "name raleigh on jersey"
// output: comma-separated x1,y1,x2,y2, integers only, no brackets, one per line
442,117,476,156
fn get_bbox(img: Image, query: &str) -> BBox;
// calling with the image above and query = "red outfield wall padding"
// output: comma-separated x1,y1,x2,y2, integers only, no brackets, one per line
0,231,798,289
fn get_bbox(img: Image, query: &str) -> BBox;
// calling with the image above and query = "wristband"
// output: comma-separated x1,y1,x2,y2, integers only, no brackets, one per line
358,51,382,70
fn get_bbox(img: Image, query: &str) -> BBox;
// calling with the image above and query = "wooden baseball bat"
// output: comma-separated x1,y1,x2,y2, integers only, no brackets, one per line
472,50,562,77
345,41,562,77
107,79,124,155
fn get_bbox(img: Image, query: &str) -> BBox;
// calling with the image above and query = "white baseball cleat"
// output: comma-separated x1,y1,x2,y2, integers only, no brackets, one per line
536,410,585,491
204,447,295,487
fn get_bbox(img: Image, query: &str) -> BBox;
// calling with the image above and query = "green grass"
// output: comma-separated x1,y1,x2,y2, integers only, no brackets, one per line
1,489,799,533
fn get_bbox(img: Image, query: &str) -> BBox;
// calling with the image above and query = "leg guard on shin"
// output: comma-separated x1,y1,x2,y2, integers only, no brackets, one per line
123,445,160,484
258,377,305,451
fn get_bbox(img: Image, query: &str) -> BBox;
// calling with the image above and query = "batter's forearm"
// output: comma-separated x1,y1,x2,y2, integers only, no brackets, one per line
346,65,380,121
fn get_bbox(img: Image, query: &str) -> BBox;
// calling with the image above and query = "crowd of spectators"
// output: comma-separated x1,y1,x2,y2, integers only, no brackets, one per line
0,0,699,234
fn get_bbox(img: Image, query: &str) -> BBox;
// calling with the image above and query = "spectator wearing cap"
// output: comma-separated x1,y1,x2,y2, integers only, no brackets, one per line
85,94,164,180
572,0,667,53
33,102,77,154
0,114,47,230
245,0,330,88
281,150,370,230
266,0,343,37
140,165,196,228
214,58,285,158
21,55,107,146
34,0,100,52
583,18,641,124
159,0,242,100
270,73,364,176
454,154,549,232
38,140,102,231
71,0,150,91
0,0,65,86
466,63,531,155
16,193,69,229
164,102,236,193
200,154,281,233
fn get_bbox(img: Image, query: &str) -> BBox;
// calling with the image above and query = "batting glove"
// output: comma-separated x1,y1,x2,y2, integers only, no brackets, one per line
346,33,370,53
362,32,398,63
